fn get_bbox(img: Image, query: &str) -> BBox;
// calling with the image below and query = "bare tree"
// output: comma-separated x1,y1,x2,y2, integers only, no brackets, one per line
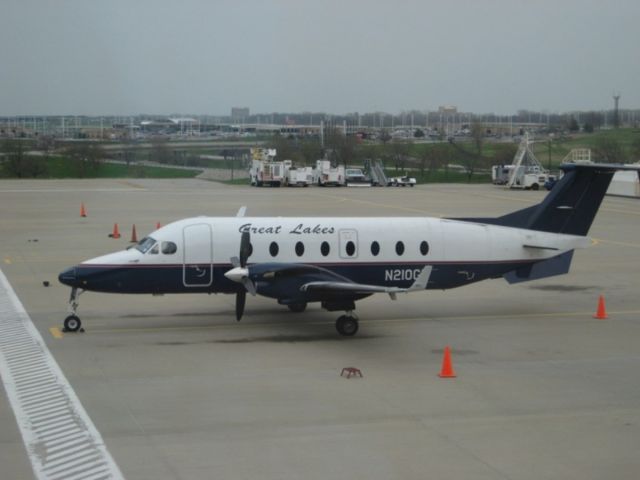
593,136,626,163
630,136,640,161
65,142,105,177
150,136,172,164
390,140,409,173
2,139,47,177
325,127,358,169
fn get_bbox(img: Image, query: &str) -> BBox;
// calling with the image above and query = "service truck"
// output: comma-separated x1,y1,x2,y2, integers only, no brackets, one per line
313,160,345,186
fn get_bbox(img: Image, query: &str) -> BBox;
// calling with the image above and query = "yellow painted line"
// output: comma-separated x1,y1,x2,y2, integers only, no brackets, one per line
49,327,64,339
3,258,11,265
593,238,640,249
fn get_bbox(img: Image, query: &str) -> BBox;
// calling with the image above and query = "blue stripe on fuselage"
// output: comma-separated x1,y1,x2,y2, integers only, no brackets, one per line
73,259,535,295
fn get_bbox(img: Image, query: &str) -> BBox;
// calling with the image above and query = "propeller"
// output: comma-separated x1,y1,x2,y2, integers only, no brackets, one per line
224,231,256,321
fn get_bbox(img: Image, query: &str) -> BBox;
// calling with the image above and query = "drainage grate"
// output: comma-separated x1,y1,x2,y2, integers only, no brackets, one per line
0,270,124,480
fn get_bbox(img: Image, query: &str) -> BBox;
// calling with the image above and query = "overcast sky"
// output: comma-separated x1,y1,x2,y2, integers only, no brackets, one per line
1,0,638,116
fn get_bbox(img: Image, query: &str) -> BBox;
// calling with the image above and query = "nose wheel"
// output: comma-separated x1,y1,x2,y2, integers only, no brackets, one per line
64,315,82,332
63,288,85,333
336,313,359,336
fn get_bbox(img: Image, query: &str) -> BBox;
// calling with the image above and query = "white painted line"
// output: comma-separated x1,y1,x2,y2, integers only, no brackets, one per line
0,268,124,480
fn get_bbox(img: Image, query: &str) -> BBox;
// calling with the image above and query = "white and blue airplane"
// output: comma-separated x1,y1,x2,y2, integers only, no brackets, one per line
58,163,634,336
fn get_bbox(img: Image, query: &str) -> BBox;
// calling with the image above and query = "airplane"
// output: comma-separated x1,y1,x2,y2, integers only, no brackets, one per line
58,163,637,336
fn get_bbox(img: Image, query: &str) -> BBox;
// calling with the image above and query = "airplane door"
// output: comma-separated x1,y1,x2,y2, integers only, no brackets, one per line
339,229,359,259
183,223,213,287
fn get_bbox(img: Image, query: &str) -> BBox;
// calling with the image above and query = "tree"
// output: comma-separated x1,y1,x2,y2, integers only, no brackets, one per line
583,122,594,133
299,138,323,165
65,142,105,177
470,121,484,156
630,136,640,161
414,128,425,138
593,136,626,163
390,140,409,173
378,128,391,145
493,143,518,166
325,127,358,169
150,136,172,164
567,116,579,132
1,139,47,177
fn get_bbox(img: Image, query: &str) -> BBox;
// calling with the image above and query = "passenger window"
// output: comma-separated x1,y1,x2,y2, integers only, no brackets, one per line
149,244,159,254
371,241,380,256
420,241,429,256
345,241,355,256
395,241,404,256
162,242,177,254
269,241,279,257
321,241,330,256
295,241,305,257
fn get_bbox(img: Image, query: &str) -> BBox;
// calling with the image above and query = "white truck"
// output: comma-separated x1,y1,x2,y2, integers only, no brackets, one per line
284,163,313,187
249,148,286,187
313,160,345,186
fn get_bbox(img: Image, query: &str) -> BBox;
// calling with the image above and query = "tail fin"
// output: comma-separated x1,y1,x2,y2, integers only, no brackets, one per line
458,164,636,236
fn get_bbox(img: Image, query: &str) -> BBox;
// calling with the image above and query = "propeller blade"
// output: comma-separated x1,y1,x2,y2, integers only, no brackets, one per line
235,289,246,321
243,278,257,296
239,231,251,267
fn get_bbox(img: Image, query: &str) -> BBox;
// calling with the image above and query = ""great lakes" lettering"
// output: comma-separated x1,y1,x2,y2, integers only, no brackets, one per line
238,223,335,235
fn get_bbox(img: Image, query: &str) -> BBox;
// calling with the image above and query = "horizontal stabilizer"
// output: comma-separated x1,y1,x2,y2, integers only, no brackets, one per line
504,250,574,284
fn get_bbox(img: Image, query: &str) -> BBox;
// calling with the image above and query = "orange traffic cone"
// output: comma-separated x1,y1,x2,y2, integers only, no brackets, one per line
438,346,457,378
80,203,87,217
109,223,121,239
593,295,608,319
156,221,161,230
130,224,138,243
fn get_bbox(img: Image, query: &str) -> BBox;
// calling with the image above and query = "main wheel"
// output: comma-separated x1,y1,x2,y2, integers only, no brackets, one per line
63,315,82,332
336,315,359,336
287,302,307,313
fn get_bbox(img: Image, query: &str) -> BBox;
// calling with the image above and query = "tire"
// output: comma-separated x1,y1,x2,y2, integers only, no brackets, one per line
336,316,359,336
287,302,307,313
64,315,81,332
531,183,539,191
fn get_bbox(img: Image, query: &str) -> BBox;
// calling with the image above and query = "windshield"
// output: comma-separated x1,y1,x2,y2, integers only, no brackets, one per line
134,236,157,254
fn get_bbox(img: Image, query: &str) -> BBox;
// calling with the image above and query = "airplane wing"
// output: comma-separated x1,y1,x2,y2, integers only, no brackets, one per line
244,263,432,302
300,266,432,300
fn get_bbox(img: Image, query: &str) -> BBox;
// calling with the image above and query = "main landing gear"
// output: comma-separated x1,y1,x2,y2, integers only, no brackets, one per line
336,312,359,336
63,287,85,332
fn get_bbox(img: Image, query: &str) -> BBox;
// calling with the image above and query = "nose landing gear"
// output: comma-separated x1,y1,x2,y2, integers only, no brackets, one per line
63,287,85,333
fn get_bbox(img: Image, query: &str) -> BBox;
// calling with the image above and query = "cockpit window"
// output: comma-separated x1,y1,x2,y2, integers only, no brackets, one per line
149,244,159,254
162,241,177,255
135,236,157,254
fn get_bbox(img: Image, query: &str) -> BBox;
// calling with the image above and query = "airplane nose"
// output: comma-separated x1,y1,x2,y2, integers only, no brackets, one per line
58,267,78,287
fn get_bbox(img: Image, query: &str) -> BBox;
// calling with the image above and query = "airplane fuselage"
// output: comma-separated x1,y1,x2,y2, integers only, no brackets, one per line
60,216,589,297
